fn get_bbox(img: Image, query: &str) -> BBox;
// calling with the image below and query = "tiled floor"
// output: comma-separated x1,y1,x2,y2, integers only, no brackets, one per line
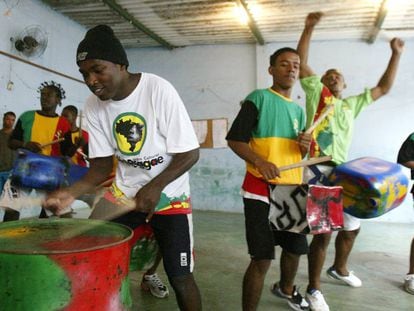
130,210,414,311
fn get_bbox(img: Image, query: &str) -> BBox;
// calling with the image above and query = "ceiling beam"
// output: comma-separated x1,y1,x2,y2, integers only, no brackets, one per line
102,0,176,49
367,0,389,44
236,0,265,45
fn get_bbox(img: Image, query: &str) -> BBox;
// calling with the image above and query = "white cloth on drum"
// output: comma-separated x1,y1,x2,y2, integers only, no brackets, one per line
303,165,361,231
0,179,43,222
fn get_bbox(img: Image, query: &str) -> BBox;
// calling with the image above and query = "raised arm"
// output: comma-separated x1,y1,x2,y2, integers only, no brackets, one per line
370,38,404,101
297,12,323,78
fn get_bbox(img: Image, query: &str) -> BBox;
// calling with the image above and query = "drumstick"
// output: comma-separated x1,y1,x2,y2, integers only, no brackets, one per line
55,196,136,240
305,105,334,134
76,149,88,159
40,138,65,148
279,155,333,172
78,110,83,135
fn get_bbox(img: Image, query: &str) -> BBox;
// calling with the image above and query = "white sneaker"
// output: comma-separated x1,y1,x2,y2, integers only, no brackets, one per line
326,267,362,287
306,289,330,311
141,273,169,298
404,274,414,295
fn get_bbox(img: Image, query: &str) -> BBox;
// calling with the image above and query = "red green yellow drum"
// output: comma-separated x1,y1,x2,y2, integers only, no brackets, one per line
129,224,158,272
0,218,133,311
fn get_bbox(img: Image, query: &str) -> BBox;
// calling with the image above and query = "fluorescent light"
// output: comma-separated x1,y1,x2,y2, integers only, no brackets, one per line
234,5,249,25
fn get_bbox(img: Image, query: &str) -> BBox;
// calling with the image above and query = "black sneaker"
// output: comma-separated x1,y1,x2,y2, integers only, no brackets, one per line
271,282,309,311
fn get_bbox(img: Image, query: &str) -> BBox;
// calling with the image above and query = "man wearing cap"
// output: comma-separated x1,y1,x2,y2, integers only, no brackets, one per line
296,12,404,311
43,25,202,310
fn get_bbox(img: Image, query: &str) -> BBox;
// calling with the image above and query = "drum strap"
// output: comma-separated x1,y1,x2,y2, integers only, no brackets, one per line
308,165,332,186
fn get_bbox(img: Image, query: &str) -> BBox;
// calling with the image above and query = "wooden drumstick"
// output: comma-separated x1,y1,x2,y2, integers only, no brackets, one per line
88,195,136,221
305,105,334,134
55,196,136,240
40,138,65,148
279,155,333,172
78,109,83,135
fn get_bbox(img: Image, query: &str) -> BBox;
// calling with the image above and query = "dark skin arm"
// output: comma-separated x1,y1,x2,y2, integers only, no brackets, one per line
297,12,323,79
42,156,113,215
9,138,42,153
137,148,199,222
370,38,404,100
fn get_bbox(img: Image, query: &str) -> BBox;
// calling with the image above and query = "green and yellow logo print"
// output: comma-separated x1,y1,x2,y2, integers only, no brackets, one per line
113,113,147,155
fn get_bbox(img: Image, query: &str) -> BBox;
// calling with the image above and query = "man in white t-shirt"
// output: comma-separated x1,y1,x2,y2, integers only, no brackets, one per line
43,25,202,310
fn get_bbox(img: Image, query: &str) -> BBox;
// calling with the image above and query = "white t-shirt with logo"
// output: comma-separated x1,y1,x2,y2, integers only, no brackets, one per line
85,73,199,214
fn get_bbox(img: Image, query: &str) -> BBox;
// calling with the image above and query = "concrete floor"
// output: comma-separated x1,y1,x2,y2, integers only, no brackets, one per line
130,210,414,311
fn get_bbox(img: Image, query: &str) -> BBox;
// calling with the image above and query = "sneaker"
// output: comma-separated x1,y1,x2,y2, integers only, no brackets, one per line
326,266,362,287
141,273,169,298
306,289,329,311
404,274,414,295
270,282,309,311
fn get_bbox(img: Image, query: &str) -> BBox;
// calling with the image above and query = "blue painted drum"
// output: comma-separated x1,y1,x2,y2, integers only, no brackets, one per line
328,157,409,219
10,150,88,191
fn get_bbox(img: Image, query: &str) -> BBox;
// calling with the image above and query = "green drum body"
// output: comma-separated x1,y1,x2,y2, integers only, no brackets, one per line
129,224,158,272
0,219,133,311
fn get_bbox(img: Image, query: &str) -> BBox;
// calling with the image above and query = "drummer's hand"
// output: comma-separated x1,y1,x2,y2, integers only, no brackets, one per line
42,190,75,216
134,183,162,222
23,141,42,153
297,132,311,156
254,158,280,181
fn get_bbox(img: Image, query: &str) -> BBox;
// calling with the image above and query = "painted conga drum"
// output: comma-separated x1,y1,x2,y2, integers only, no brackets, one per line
0,218,133,311
269,184,343,234
129,224,158,272
90,185,158,272
329,157,409,218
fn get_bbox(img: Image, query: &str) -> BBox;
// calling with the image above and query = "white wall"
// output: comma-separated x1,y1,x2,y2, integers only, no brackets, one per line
1,0,413,223
0,0,90,118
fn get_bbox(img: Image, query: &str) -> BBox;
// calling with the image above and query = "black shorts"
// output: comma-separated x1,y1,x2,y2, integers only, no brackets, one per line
111,211,195,279
244,198,308,260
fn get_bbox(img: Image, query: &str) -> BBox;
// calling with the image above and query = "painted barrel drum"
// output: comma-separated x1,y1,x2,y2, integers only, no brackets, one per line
0,218,133,311
129,224,159,272
329,157,409,218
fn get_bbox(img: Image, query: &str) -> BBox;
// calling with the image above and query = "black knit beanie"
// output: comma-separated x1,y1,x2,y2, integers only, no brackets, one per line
76,25,129,67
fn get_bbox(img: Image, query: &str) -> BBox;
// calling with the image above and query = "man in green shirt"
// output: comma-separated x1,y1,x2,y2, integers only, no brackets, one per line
297,12,404,311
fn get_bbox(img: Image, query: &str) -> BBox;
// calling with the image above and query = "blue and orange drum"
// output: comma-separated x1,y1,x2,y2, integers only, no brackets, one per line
0,218,133,311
